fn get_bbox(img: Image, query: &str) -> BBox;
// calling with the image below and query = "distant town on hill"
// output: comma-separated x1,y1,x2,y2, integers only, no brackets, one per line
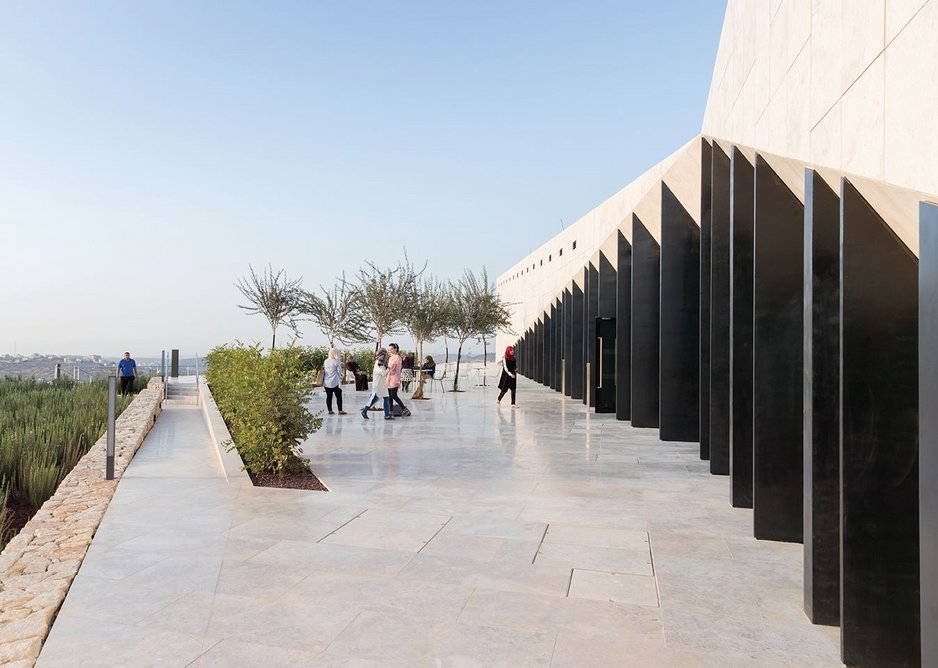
0,354,198,382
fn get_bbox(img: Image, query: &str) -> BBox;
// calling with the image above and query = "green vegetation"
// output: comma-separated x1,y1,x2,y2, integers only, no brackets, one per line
0,376,142,550
204,344,320,475
234,255,515,381
299,346,375,380
347,348,376,380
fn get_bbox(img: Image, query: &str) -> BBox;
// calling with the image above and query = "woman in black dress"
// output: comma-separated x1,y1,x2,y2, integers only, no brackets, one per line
497,345,518,408
346,355,369,391
420,355,436,381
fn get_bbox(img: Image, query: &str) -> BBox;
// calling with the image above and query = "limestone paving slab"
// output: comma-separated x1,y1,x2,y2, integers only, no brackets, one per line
36,379,841,666
568,568,660,607
0,383,164,666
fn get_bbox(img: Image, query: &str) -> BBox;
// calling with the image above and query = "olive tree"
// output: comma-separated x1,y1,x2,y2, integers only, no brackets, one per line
355,255,424,352
403,276,448,398
236,265,303,350
445,268,513,391
472,268,513,367
295,274,370,348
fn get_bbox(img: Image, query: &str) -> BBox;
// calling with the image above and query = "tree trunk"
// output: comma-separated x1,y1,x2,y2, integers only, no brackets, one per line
271,327,277,350
482,337,488,386
412,337,425,399
453,341,464,391
445,336,449,364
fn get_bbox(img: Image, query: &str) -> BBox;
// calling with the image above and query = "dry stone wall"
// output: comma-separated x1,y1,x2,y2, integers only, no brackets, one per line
0,380,164,667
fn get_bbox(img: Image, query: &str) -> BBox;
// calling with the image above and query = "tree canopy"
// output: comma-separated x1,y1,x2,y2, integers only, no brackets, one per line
236,264,303,349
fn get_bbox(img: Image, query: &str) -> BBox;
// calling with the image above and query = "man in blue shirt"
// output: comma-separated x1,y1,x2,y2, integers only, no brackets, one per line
116,352,137,396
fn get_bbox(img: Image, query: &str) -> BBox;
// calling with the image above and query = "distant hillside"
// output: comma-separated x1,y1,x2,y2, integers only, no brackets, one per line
0,354,184,382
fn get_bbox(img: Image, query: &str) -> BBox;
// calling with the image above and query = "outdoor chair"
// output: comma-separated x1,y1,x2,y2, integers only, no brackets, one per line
401,368,414,391
428,365,447,393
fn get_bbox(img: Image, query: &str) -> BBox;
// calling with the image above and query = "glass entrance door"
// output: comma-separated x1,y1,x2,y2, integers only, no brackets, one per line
595,317,616,413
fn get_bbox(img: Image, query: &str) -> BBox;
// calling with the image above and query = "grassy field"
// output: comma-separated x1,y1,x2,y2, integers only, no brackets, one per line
0,376,145,550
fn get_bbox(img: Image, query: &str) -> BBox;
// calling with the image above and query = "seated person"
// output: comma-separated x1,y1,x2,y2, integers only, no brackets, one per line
420,355,436,381
346,355,369,391
402,352,416,390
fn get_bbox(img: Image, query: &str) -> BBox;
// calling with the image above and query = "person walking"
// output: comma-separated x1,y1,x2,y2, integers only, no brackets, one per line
387,343,412,417
323,348,346,415
116,351,137,396
496,345,518,408
361,348,392,420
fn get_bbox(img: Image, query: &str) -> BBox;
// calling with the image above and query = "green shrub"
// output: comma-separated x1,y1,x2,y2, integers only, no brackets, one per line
0,377,132,509
0,376,137,544
300,345,374,381
204,343,320,475
0,482,10,551
298,346,329,374
17,450,62,509
348,348,375,381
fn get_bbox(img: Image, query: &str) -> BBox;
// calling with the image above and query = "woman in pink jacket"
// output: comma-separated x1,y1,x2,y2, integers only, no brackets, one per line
386,343,411,418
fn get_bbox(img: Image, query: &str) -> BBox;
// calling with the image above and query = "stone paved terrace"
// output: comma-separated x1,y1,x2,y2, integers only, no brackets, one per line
37,378,840,667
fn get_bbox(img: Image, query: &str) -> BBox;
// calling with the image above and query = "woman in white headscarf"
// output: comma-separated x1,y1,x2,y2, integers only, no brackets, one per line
361,348,391,419
323,348,346,415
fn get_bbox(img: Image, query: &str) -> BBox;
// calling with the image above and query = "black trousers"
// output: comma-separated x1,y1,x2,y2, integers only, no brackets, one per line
325,386,343,412
120,376,134,396
497,385,516,405
388,387,406,409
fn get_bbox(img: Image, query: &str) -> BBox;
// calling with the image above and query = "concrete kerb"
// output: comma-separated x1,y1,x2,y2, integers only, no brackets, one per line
199,383,252,486
200,383,333,492
0,379,165,667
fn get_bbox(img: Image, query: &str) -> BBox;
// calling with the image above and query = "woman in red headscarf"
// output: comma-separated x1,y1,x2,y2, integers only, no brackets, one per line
496,345,518,408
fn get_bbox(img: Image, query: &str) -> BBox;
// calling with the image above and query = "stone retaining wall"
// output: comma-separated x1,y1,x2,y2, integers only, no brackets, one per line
199,383,251,486
0,380,164,667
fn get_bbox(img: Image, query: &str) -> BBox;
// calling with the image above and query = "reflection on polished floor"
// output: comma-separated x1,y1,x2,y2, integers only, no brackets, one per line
39,377,840,667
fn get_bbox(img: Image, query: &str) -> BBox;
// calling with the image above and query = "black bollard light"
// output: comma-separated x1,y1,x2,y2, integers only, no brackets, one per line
106,375,116,480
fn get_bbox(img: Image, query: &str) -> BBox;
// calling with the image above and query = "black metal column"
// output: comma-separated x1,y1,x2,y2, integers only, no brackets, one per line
660,183,700,442
616,230,632,421
570,282,585,401
537,319,545,384
700,139,713,459
585,260,599,407
564,286,573,397
710,143,731,475
803,170,841,626
549,300,559,391
730,148,754,508
598,250,617,320
921,201,938,668
632,214,660,428
520,331,527,375
541,306,554,387
524,329,531,376
840,178,919,667
752,155,804,543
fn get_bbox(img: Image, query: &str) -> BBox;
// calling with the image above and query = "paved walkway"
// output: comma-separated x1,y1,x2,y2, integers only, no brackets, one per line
38,378,840,667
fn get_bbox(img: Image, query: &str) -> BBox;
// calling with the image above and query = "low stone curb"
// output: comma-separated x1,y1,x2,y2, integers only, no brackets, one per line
0,380,164,667
199,383,252,486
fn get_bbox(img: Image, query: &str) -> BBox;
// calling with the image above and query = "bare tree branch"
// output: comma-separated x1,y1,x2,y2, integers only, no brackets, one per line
295,273,370,348
236,264,303,350
355,253,425,351
444,267,513,391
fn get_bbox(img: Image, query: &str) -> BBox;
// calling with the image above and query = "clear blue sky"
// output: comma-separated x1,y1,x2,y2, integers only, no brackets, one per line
0,1,726,357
